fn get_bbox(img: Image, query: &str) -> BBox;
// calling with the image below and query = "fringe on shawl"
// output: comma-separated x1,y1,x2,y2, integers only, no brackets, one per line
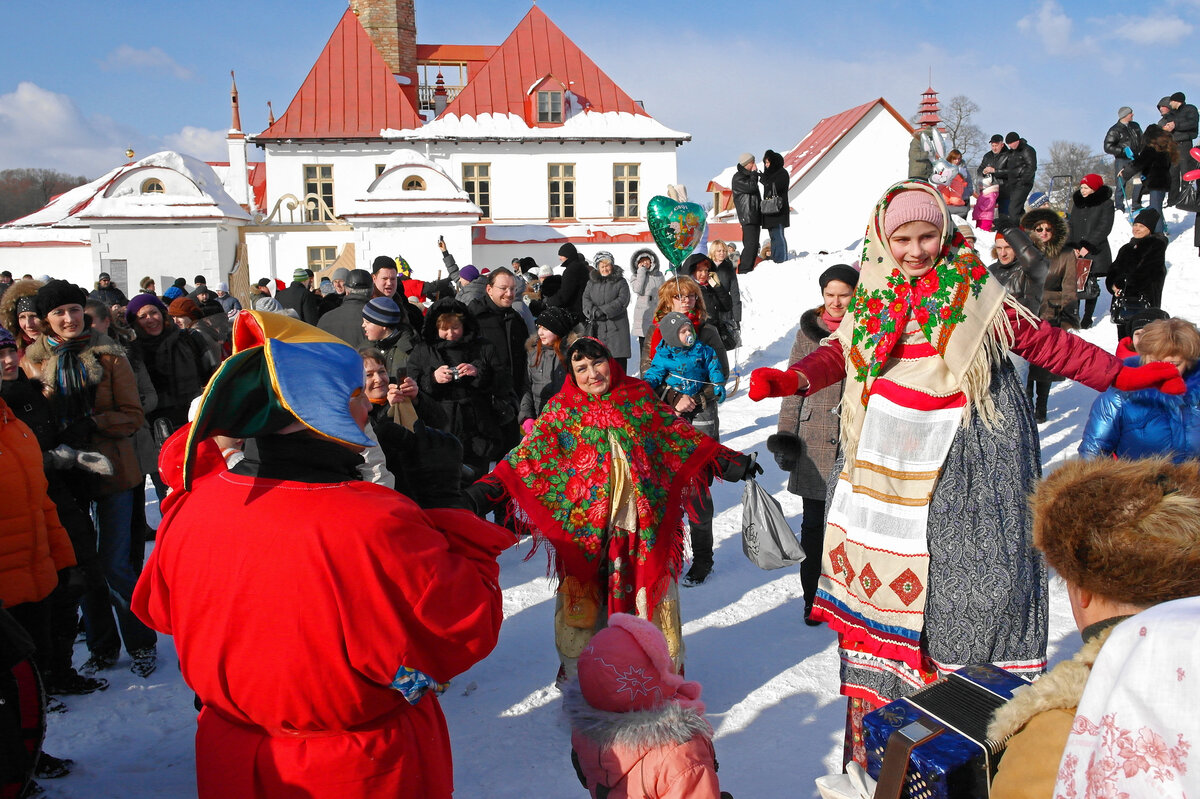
836,295,1038,471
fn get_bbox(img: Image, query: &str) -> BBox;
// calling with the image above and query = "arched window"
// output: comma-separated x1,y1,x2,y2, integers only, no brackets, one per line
402,176,426,191
141,178,165,194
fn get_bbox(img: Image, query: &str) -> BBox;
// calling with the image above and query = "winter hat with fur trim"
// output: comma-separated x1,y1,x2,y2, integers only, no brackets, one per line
576,613,705,713
883,190,944,238
1031,457,1200,606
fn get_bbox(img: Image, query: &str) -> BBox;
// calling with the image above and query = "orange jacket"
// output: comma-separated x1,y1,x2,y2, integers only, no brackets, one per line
0,397,75,607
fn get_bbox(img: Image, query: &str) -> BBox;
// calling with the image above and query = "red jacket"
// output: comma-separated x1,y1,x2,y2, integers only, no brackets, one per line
794,308,1123,395
132,453,511,799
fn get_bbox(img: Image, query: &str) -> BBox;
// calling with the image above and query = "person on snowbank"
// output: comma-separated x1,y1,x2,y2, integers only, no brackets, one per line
132,310,512,799
748,180,1185,766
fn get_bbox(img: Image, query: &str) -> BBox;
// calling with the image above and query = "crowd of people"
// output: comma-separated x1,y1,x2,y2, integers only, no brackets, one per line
1,130,1198,796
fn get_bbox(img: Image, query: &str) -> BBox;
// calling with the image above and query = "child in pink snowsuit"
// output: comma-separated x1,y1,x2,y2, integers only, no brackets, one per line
564,613,730,799
973,176,1000,231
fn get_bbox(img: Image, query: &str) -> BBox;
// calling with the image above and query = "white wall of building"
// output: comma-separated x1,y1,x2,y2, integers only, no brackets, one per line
0,244,92,287
91,223,241,291
787,107,911,255
350,222,475,280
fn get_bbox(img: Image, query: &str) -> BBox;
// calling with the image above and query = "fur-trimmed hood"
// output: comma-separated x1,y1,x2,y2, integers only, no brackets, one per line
562,681,713,750
420,297,480,346
0,279,43,343
1021,208,1069,258
630,248,660,273
1071,185,1113,208
22,330,127,391
799,306,833,344
988,625,1115,742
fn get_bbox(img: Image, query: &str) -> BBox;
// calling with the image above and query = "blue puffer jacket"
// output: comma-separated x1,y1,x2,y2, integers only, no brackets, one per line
642,341,726,401
1080,358,1200,462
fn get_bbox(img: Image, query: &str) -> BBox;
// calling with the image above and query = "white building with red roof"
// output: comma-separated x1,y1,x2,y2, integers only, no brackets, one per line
1,0,688,297
707,98,912,257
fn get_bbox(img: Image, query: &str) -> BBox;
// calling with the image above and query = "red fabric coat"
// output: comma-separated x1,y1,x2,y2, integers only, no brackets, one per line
793,308,1123,395
132,456,511,799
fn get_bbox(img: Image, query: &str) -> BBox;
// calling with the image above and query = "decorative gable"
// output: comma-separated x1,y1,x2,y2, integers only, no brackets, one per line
255,8,422,141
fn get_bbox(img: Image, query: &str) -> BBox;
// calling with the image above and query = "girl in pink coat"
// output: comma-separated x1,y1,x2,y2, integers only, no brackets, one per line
564,613,731,799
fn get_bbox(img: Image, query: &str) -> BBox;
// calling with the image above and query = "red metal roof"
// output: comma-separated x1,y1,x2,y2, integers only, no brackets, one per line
256,8,422,140
781,98,912,188
249,162,267,210
440,6,648,120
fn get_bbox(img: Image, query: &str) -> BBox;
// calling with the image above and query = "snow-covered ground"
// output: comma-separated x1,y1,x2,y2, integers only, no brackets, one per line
39,206,1199,798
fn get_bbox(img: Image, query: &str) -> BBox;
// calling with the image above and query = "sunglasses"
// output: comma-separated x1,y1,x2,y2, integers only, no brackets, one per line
1034,225,1053,232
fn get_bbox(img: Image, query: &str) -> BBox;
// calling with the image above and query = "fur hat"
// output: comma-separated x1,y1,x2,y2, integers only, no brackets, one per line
125,293,168,326
139,276,155,290
34,279,88,319
1033,458,1200,606
535,306,572,339
658,312,695,349
593,250,615,269
883,190,943,238
818,264,860,290
168,297,202,321
1021,208,1068,257
576,613,704,714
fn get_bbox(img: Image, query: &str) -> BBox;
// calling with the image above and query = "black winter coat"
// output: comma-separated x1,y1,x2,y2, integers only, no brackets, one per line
760,150,790,229
545,254,590,325
1067,185,1115,276
137,325,212,427
1104,121,1143,159
406,298,515,463
276,282,319,324
996,141,1036,187
1107,235,1168,306
469,293,530,395
317,295,369,348
731,164,761,225
89,285,129,307
1171,103,1198,143
977,148,1009,182
1124,143,1173,191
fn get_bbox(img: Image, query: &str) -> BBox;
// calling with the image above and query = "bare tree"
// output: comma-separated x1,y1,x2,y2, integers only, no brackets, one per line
940,95,984,165
1036,141,1112,193
0,168,88,224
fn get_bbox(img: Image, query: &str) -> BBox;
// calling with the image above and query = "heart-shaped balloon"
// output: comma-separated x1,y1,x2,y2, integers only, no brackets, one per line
646,195,706,270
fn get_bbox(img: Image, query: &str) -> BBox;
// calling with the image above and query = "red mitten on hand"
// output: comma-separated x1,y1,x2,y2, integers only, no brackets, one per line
749,367,801,401
1115,362,1187,395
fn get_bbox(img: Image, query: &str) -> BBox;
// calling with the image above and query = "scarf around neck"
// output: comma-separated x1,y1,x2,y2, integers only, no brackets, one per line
491,356,719,617
48,330,95,426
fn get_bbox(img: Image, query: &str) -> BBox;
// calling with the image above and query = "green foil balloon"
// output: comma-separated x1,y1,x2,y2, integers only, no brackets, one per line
646,195,707,270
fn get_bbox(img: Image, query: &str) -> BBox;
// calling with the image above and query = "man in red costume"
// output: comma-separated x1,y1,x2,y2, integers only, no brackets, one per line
132,310,513,798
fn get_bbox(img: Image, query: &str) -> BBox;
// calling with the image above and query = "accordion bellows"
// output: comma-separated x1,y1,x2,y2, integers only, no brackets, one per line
864,664,1031,799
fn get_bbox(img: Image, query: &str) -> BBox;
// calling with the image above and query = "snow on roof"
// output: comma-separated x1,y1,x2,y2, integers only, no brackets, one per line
437,6,660,122
339,148,482,218
706,165,739,193
383,110,687,142
4,151,251,229
255,8,422,141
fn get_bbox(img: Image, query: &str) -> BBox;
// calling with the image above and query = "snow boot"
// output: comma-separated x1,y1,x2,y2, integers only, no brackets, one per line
130,647,158,679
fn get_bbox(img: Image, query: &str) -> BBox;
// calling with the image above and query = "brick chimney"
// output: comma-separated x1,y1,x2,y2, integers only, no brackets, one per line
351,0,418,108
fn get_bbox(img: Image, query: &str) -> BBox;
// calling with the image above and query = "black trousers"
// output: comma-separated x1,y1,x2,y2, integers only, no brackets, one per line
738,223,760,273
800,497,827,606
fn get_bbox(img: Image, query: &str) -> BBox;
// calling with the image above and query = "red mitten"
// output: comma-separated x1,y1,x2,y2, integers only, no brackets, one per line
1115,362,1187,395
749,367,801,401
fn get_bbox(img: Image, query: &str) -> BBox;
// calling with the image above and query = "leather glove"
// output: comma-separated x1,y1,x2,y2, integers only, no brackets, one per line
1115,362,1187,395
719,451,762,482
766,432,803,472
401,421,469,509
749,368,801,401
58,416,97,449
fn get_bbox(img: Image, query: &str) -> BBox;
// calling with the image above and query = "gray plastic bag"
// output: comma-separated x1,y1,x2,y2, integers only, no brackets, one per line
740,476,805,569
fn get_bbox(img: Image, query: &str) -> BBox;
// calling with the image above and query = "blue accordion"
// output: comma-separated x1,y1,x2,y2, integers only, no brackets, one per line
863,664,1031,799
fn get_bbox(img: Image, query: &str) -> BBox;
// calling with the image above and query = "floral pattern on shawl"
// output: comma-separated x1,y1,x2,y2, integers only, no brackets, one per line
493,357,720,616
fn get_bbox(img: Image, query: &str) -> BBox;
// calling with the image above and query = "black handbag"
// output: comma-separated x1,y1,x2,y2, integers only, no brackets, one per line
761,188,784,216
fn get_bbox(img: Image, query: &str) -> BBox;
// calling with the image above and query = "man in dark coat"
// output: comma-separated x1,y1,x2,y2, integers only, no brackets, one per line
545,242,590,325
317,268,372,347
977,134,1008,184
276,268,319,324
1166,92,1198,204
996,132,1037,216
468,267,527,452
1104,107,1144,210
88,273,129,308
731,152,761,274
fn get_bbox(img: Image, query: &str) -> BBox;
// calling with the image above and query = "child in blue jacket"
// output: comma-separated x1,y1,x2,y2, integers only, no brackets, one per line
643,312,725,422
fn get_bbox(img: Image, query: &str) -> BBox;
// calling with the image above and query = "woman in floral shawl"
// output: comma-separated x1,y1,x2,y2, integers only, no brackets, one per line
467,337,759,681
748,180,1186,765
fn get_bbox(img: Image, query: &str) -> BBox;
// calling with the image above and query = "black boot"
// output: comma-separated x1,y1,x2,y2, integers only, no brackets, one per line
1034,380,1050,423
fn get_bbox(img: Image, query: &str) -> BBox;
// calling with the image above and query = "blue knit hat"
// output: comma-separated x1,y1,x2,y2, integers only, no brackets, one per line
362,296,403,328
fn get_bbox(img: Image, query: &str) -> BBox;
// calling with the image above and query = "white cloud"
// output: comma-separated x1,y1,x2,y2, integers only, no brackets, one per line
0,81,139,178
1108,15,1194,45
99,45,194,81
1017,0,1076,50
160,126,228,160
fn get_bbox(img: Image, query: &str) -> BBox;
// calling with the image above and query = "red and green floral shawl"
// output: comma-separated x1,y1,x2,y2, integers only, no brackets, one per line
492,357,720,617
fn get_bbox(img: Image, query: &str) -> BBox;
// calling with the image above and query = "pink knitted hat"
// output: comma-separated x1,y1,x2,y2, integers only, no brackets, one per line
576,613,705,714
884,190,944,238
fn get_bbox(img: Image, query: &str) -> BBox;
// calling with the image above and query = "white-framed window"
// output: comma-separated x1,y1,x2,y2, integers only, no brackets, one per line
537,90,563,123
548,163,575,220
613,164,640,219
303,164,334,221
462,163,491,219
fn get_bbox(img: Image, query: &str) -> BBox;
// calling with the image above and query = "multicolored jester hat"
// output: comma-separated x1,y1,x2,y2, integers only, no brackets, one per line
646,195,707,272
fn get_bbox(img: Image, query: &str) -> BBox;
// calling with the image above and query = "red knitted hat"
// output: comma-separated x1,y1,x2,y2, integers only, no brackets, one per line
1080,174,1104,191
576,613,704,714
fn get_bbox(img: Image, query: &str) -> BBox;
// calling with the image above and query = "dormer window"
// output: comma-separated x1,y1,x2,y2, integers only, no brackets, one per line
402,176,426,191
537,91,563,123
141,178,165,194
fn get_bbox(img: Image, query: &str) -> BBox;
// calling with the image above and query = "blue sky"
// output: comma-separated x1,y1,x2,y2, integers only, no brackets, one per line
1,0,1196,196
